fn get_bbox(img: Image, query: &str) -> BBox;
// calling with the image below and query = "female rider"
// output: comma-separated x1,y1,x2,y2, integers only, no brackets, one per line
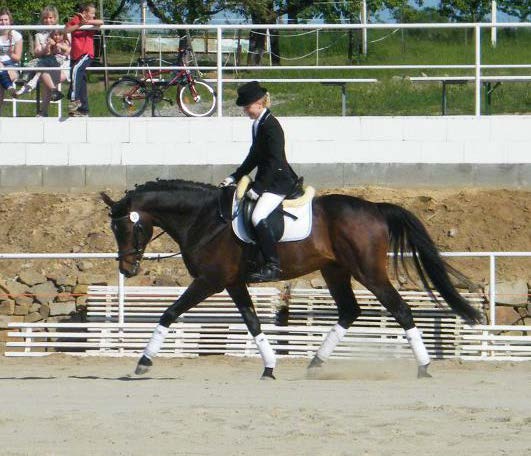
220,81,299,282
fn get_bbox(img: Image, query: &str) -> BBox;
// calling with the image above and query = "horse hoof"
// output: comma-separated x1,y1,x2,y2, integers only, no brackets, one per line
417,363,432,379
134,355,153,375
307,355,324,369
260,367,276,380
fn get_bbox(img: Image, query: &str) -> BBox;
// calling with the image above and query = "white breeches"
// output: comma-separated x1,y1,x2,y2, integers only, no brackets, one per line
251,192,285,226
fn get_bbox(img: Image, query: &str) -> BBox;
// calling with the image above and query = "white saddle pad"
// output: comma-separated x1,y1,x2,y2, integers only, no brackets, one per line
231,193,313,244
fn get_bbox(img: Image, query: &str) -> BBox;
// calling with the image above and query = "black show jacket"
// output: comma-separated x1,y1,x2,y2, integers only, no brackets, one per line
231,109,298,196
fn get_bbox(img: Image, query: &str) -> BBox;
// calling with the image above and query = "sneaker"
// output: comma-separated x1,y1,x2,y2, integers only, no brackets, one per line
68,100,82,114
50,90,64,102
15,83,33,96
7,84,17,98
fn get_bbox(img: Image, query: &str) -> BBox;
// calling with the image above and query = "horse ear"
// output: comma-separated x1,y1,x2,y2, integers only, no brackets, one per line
100,192,116,208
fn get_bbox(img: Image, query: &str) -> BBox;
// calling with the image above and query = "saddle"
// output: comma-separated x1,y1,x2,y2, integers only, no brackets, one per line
219,175,315,244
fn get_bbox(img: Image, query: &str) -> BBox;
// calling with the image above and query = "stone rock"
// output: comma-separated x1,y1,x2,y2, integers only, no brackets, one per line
0,315,11,329
73,284,88,296
486,280,529,306
15,294,34,307
29,303,41,313
18,270,47,286
77,261,94,272
39,305,50,318
76,296,87,308
49,301,76,317
14,304,29,316
77,273,107,286
0,314,24,329
30,281,58,305
53,275,77,288
495,306,521,325
310,277,327,289
25,312,42,323
56,292,74,302
0,300,15,315
0,279,29,300
447,228,458,238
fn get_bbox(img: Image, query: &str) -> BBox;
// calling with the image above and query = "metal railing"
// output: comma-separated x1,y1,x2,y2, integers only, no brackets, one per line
2,22,530,117
0,251,528,326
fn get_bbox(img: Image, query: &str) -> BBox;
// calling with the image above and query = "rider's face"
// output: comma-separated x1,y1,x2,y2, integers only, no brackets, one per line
243,100,265,120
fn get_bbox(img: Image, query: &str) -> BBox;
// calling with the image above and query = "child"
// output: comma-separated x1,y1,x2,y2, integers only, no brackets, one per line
0,7,22,104
16,30,70,101
65,2,103,116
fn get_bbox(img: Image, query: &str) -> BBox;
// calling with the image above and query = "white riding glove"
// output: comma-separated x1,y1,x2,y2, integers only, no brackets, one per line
246,188,259,200
219,176,235,188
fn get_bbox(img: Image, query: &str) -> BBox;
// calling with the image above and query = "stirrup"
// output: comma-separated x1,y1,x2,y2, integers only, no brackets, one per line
247,263,281,283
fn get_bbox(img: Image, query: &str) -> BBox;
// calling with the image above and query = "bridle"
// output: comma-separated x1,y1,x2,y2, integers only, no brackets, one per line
111,212,148,265
111,211,180,265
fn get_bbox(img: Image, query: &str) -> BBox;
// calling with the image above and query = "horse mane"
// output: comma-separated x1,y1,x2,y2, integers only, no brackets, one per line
129,179,217,195
112,179,218,217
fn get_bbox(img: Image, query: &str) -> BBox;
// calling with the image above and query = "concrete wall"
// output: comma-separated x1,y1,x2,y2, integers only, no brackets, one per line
0,115,529,190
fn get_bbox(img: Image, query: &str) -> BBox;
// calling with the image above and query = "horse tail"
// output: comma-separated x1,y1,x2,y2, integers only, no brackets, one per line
377,202,483,324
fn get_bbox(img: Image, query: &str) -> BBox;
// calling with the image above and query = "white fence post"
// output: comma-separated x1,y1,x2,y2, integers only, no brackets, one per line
475,24,482,116
489,254,496,325
217,26,223,117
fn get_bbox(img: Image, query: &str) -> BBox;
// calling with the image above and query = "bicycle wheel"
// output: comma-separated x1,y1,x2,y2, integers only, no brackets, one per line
107,77,149,117
178,79,217,117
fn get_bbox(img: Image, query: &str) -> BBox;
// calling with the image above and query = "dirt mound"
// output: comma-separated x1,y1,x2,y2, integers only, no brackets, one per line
0,188,529,286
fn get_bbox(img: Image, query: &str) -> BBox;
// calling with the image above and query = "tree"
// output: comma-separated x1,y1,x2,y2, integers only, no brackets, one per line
498,0,531,21
145,0,226,24
1,0,127,25
438,0,493,22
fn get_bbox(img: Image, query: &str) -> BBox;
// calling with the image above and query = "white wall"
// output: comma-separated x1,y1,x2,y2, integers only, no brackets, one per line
1,116,530,166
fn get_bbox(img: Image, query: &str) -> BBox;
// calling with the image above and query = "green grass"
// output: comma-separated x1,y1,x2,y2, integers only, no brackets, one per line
3,27,530,117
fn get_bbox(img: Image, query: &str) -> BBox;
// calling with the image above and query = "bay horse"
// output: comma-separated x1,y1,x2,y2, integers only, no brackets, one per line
101,179,482,379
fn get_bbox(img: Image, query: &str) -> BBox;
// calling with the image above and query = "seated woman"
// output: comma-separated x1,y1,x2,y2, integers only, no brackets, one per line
16,6,69,116
17,29,70,103
0,7,22,114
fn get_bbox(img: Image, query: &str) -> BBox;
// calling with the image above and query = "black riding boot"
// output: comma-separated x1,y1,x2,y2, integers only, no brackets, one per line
248,219,281,283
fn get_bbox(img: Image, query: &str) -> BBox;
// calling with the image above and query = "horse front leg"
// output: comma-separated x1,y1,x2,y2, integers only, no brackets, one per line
227,284,276,380
135,277,223,375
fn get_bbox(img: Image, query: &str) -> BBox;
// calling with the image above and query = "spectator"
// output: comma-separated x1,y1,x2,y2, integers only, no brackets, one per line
65,2,103,117
0,7,22,115
16,6,69,116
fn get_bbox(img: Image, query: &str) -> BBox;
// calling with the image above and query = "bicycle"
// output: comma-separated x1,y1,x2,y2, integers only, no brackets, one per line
106,48,216,117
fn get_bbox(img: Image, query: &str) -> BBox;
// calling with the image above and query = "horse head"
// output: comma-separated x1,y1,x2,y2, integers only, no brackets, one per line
101,192,154,278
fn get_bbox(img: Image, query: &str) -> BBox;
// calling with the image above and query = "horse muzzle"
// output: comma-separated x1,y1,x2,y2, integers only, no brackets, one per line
119,259,141,278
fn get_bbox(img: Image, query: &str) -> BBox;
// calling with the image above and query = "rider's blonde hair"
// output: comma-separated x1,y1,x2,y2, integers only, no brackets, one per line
258,92,271,108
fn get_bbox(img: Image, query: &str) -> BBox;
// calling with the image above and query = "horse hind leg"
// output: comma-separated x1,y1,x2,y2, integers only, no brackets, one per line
308,264,361,371
365,278,432,378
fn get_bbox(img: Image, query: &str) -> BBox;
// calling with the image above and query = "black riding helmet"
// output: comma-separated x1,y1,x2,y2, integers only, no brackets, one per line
236,81,267,106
